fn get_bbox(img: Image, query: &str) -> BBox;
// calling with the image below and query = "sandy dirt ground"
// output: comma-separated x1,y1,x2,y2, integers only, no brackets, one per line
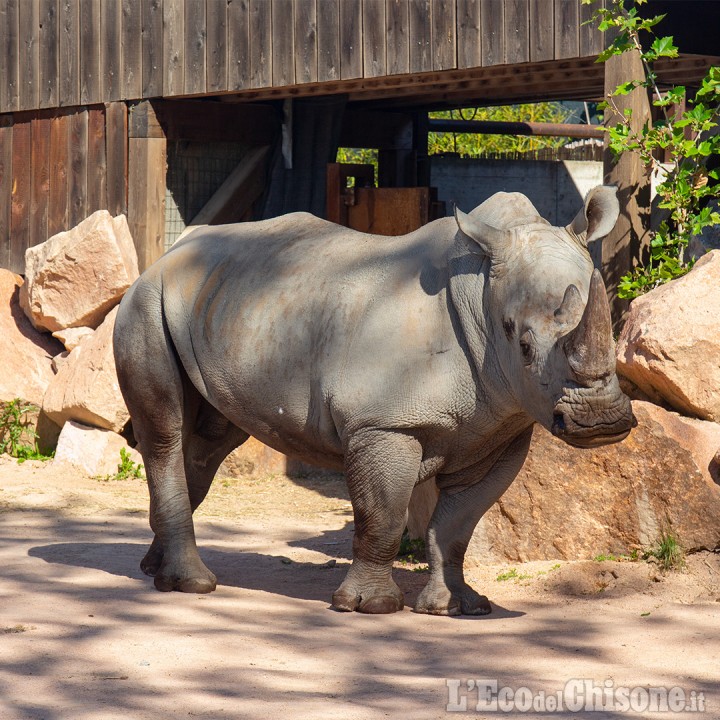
1,455,718,720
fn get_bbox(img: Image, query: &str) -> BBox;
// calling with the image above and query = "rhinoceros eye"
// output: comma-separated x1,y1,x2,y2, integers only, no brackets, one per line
519,332,535,365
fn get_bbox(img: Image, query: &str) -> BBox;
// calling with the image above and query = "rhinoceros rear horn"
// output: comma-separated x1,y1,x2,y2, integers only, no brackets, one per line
454,206,507,260
562,269,615,379
567,185,620,247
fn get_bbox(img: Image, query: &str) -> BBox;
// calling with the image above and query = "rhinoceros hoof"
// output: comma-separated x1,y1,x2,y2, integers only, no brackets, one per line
154,571,217,594
152,555,217,594
332,580,404,614
414,583,492,616
332,592,404,614
140,538,164,577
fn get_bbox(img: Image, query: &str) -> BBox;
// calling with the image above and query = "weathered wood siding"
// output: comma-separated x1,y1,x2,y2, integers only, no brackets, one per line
0,0,607,114
0,103,128,273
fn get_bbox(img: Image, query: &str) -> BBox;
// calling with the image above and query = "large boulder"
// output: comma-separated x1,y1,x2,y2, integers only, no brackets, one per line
616,250,720,421
42,306,129,432
407,401,720,562
0,270,62,406
53,420,143,477
21,211,139,333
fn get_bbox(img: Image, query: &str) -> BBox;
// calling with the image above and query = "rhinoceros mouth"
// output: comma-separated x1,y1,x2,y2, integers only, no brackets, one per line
551,411,636,448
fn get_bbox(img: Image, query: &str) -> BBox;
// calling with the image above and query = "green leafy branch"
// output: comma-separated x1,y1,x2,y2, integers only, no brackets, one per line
0,399,53,462
584,0,720,298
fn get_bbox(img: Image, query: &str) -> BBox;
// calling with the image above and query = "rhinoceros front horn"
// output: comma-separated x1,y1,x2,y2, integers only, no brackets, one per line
562,269,615,379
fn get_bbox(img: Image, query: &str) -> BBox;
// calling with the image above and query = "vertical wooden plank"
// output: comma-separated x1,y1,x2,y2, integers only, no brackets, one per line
69,108,88,227
0,0,20,113
580,0,603,56
408,0,431,73
529,0,554,62
207,0,228,91
363,0,386,78
456,0,480,70
30,114,51,248
272,0,294,86
128,137,166,271
143,0,164,97
0,117,13,268
505,0,529,64
432,0,456,71
106,102,128,217
87,107,107,214
19,0,40,111
316,0,339,82
386,0,409,76
481,0,504,66
48,111,70,237
10,118,31,273
80,0,102,104
163,0,185,96
39,0,59,108
102,0,123,102
58,0,80,106
249,0,272,88
184,0,207,95
603,49,651,325
122,0,143,99
555,0,579,59
228,0,250,90
339,0,362,80
294,0,318,84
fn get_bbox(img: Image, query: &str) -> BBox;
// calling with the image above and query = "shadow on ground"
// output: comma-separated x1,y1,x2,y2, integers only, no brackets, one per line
2,505,716,720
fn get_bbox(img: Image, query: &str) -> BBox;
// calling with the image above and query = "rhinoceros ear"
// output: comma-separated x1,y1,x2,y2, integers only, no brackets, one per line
454,206,508,259
567,185,620,246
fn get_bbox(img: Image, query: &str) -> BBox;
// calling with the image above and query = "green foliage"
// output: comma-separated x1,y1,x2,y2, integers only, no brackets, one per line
428,102,575,156
585,0,720,298
98,447,145,482
645,529,685,571
593,549,640,562
335,147,379,185
495,567,533,582
0,399,53,462
397,530,426,564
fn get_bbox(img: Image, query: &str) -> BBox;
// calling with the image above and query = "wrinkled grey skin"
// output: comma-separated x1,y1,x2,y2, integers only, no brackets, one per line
113,185,635,616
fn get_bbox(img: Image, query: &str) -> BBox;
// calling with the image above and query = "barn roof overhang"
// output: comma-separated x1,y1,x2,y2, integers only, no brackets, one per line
212,53,719,113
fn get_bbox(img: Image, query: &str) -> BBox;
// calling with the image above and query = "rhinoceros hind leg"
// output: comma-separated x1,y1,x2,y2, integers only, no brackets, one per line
332,430,422,614
140,401,248,585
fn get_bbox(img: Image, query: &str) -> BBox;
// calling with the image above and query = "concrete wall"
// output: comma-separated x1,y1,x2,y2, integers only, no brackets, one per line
430,157,603,227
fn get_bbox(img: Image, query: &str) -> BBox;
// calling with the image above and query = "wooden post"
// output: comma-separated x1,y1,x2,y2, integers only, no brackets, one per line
602,49,652,327
127,101,166,272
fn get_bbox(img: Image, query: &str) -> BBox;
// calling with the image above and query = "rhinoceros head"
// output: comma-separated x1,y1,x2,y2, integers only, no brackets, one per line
455,186,635,448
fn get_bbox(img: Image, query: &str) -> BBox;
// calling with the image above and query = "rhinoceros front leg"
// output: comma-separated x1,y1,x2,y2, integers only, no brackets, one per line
332,430,422,614
415,426,533,616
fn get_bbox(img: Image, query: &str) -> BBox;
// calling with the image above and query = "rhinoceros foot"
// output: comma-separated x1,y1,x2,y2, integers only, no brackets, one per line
332,577,404,614
414,582,492,616
140,536,164,576
148,552,217,594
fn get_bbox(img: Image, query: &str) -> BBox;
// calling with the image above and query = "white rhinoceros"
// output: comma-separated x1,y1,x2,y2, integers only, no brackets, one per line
113,185,634,615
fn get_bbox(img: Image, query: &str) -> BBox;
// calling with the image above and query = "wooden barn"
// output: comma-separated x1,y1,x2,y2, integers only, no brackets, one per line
0,0,717,306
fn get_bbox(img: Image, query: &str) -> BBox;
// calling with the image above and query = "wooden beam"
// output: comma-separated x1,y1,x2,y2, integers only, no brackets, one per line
128,135,166,271
190,145,270,225
0,116,13,268
106,101,128,216
602,49,651,327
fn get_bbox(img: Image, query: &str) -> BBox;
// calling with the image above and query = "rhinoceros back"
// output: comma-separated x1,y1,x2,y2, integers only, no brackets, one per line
153,213,460,458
